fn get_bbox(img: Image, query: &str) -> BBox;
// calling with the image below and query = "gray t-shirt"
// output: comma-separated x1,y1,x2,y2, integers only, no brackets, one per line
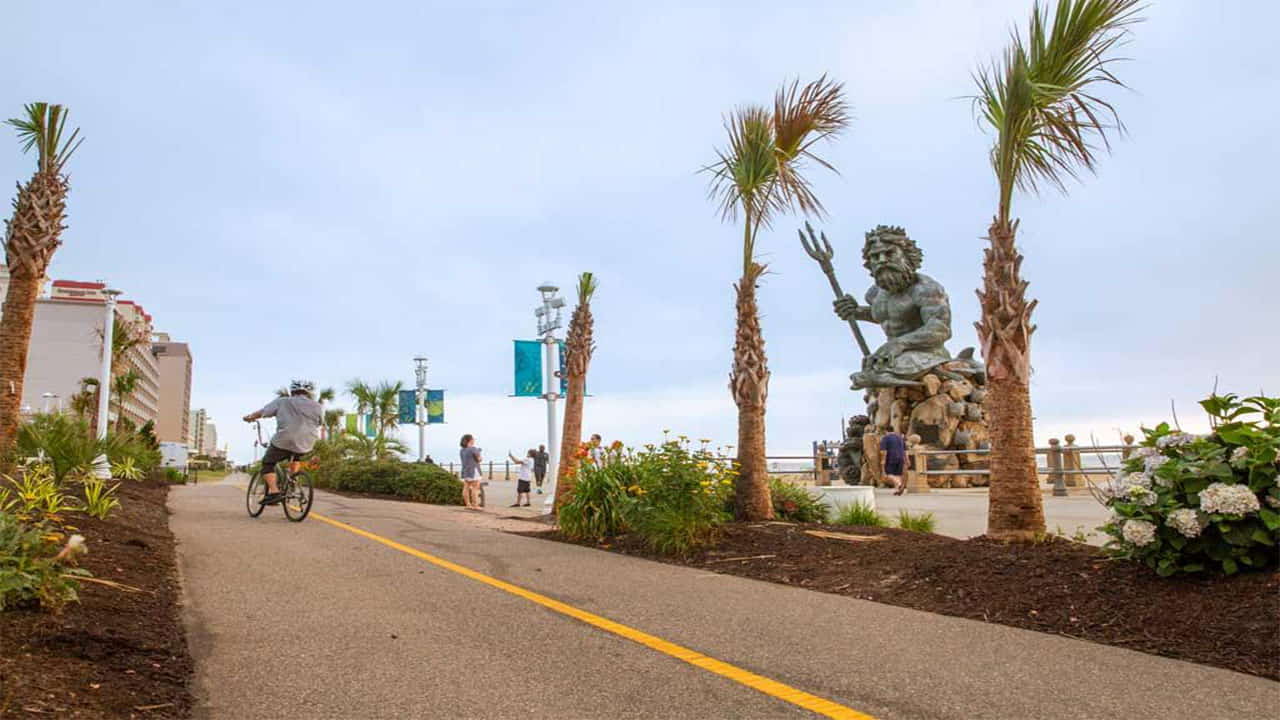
259,396,323,454
460,446,482,479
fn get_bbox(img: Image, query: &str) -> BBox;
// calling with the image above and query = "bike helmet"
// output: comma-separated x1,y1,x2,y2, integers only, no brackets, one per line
289,379,316,396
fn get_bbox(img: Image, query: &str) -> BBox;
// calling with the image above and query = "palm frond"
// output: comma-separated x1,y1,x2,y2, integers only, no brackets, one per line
973,0,1142,220
576,272,598,304
7,103,83,175
704,77,848,273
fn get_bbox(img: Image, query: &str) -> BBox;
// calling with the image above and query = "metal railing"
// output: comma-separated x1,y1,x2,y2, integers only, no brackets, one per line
909,436,1135,496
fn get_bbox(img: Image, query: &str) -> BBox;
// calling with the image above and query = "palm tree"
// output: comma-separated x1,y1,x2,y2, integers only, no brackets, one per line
323,408,345,439
553,272,599,512
972,0,1140,540
111,369,139,433
341,432,407,461
69,376,99,422
371,380,403,439
0,103,81,459
705,77,848,520
346,379,375,435
317,386,336,438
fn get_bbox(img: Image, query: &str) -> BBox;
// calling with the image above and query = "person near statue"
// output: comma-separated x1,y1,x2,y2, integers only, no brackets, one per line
880,431,907,495
533,444,549,493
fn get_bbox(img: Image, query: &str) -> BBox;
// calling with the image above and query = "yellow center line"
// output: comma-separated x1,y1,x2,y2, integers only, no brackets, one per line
307,509,876,720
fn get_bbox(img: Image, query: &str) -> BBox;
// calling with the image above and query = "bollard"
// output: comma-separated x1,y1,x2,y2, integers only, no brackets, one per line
905,434,931,494
488,460,493,480
505,461,510,481
1048,438,1067,497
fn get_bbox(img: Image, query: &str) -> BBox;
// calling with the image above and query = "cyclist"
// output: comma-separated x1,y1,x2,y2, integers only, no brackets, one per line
243,380,323,506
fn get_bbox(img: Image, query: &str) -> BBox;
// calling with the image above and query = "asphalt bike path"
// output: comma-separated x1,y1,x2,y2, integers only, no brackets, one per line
170,476,1278,719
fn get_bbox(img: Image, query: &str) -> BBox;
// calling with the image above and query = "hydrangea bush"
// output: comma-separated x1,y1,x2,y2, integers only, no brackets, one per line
1097,393,1280,576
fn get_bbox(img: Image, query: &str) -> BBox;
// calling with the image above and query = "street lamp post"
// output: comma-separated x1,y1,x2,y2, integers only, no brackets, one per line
535,282,565,505
414,356,428,462
95,288,121,478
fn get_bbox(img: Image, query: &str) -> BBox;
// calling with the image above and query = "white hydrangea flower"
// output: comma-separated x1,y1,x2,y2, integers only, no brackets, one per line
1230,446,1250,465
1199,483,1260,516
1122,519,1157,547
1122,471,1152,489
1152,472,1175,489
1166,508,1203,538
1157,432,1195,449
1126,485,1157,506
1135,446,1160,458
1144,455,1170,473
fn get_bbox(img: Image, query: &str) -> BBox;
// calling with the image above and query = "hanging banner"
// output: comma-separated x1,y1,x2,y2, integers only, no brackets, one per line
345,413,358,434
513,340,543,397
426,389,445,424
398,390,417,424
365,413,377,437
558,341,568,395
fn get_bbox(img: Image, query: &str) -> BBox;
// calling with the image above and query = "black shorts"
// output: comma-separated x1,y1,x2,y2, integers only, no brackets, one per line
534,467,546,481
261,444,304,470
884,459,904,476
517,479,532,493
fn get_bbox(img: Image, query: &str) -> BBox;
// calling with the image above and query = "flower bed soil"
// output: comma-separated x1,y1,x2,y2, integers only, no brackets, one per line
0,480,193,718
534,522,1280,680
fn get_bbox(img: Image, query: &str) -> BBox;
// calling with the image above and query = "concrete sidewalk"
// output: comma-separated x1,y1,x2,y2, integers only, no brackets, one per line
171,477,1277,719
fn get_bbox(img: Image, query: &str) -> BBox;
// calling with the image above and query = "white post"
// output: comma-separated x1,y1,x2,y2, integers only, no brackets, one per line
543,337,560,485
414,356,428,462
95,289,121,478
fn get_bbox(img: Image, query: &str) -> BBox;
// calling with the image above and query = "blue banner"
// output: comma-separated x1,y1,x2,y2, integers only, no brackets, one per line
426,389,444,424
398,389,417,424
558,341,567,395
514,340,543,397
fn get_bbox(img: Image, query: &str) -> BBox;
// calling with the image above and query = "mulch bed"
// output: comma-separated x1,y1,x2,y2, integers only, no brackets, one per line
533,522,1280,680
1,480,193,718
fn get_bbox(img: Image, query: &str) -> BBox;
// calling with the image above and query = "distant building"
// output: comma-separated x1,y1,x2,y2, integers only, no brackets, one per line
153,334,193,444
1,272,170,432
188,408,208,451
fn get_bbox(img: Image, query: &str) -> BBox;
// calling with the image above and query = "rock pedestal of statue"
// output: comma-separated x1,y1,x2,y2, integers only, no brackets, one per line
863,363,991,488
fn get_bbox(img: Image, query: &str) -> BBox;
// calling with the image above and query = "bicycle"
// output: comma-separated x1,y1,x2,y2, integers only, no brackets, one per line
246,422,314,522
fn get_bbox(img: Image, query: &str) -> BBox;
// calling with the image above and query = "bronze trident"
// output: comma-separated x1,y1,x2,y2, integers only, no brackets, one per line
799,221,871,357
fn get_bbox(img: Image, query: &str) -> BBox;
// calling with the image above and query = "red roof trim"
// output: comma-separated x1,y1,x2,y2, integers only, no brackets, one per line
51,280,105,289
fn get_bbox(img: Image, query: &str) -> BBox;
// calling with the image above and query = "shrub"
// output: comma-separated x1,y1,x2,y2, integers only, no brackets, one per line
81,478,122,520
557,462,635,541
164,468,186,485
14,414,103,485
3,465,77,524
896,510,936,533
326,459,463,505
770,479,829,523
1096,393,1280,576
559,435,732,555
0,512,90,612
833,501,888,527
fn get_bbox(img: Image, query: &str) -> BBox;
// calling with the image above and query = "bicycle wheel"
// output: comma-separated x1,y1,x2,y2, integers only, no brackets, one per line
246,469,267,517
283,471,314,522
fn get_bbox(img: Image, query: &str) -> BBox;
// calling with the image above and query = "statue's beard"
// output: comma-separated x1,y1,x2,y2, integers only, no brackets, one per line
873,266,916,293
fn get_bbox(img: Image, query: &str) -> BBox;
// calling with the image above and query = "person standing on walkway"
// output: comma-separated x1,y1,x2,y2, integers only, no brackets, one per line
880,431,907,495
460,434,483,509
588,433,606,467
533,444,549,494
509,449,535,507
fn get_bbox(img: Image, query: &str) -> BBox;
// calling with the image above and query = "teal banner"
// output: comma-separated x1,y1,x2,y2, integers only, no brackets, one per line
558,341,568,395
365,413,376,437
398,390,417,424
426,389,444,424
514,340,543,397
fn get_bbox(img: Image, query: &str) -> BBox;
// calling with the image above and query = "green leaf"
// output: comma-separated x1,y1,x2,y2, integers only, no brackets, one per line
1181,562,1204,573
1250,527,1274,546
1222,557,1239,575
1260,507,1280,531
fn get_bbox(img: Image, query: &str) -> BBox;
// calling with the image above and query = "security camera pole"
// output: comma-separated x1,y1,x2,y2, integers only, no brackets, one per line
535,283,564,492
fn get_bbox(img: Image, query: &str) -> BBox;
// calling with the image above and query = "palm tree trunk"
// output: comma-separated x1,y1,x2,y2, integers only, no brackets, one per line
977,218,1044,540
0,271,41,459
731,264,772,521
554,373,586,511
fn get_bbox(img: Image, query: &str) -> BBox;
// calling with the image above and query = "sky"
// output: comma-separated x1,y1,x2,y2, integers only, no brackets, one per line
4,1,1277,464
